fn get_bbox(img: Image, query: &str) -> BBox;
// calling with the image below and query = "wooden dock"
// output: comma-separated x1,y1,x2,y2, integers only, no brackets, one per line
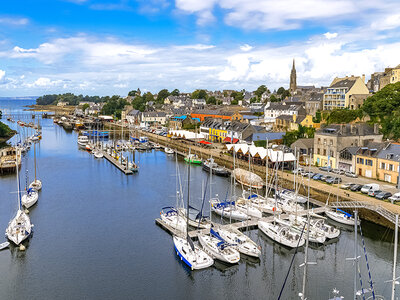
155,206,327,241
102,151,133,175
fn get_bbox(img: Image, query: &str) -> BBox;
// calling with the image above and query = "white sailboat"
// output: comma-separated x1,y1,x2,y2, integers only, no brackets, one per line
215,226,261,258
276,189,307,204
210,198,249,221
29,141,42,190
173,150,214,270
21,187,39,209
198,228,240,264
6,150,33,245
164,147,174,154
258,218,305,248
284,216,326,244
325,209,359,226
77,135,89,148
235,198,262,219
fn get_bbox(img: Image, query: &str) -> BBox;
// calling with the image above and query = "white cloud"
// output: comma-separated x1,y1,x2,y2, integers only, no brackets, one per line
324,32,338,39
371,13,400,31
1,30,400,95
240,44,253,51
0,17,29,26
0,70,5,81
175,0,400,30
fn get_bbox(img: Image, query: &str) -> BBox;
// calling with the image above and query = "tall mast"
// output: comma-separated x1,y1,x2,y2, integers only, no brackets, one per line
392,214,399,300
354,210,358,300
186,149,191,242
16,148,21,210
265,139,269,198
34,140,37,182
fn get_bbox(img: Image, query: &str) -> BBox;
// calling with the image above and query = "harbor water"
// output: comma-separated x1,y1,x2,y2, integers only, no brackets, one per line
0,99,399,299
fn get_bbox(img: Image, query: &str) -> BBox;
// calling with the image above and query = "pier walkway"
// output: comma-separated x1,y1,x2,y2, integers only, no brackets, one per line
102,151,133,175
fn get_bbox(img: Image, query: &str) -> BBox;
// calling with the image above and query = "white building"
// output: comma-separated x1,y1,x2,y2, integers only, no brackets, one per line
141,111,167,125
264,102,305,123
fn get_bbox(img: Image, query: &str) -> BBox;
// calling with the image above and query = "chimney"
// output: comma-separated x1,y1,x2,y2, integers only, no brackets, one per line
350,124,355,134
374,123,379,134
362,74,365,82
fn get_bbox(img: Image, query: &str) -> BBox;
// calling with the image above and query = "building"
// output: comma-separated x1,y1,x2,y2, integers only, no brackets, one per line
313,123,383,168
376,143,400,184
322,75,369,110
303,93,323,116
191,110,234,122
289,59,297,94
252,132,285,145
126,109,141,124
264,102,305,123
379,68,394,90
338,147,359,172
354,142,385,178
200,119,228,142
141,111,167,125
57,101,68,107
348,94,370,110
169,115,199,130
390,64,400,84
367,72,385,92
275,114,315,131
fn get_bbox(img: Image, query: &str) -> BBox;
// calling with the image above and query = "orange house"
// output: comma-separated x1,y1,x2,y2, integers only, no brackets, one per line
191,110,233,122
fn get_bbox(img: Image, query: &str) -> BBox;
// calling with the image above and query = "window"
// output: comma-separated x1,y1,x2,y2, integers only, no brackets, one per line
357,158,364,164
323,139,327,145
389,164,394,171
323,149,326,156
330,150,334,157
366,159,373,166
330,139,333,146
381,162,386,169
317,148,320,155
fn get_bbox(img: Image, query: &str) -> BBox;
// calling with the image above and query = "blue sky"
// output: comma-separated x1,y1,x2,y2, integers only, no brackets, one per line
1,0,400,96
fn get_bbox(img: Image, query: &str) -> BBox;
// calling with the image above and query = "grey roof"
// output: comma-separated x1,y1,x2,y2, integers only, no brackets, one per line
291,138,314,149
252,132,285,141
356,141,387,157
317,123,380,137
305,93,323,102
127,109,140,116
142,111,166,117
330,78,356,89
340,146,360,156
276,115,294,121
376,143,400,162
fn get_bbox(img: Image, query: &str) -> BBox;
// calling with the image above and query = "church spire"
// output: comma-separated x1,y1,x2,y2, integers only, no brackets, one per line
290,58,297,94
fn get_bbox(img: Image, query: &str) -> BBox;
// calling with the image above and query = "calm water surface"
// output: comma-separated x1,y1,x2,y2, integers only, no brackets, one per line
0,99,398,299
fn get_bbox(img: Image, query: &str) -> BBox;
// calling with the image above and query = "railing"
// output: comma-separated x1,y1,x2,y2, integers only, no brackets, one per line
330,201,397,225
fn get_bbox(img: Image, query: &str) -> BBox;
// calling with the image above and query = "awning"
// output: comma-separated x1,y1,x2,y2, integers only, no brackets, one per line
224,137,239,143
199,140,212,145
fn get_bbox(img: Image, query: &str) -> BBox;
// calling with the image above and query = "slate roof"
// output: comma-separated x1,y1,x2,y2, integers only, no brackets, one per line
330,78,356,89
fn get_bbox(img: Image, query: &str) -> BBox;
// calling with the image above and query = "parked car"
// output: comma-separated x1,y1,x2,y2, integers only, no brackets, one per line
376,192,392,200
361,183,380,194
340,183,356,189
389,193,400,203
326,177,342,184
319,166,332,172
345,171,358,178
300,170,310,176
368,190,382,197
332,169,340,174
324,175,334,182
313,173,323,180
292,168,304,174
350,184,362,191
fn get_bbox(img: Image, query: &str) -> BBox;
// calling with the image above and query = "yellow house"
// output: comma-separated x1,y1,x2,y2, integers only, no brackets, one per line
376,143,400,184
209,127,227,142
275,114,317,131
323,75,369,110
390,64,400,84
354,142,385,178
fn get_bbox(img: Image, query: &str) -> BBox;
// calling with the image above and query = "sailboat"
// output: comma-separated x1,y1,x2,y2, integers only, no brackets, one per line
258,218,305,248
173,149,214,270
198,228,240,264
6,149,33,245
21,187,39,209
325,209,360,226
29,141,42,190
215,225,261,258
184,153,202,164
210,198,249,221
164,147,174,154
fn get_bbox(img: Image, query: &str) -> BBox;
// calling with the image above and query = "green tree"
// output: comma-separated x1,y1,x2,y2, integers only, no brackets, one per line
207,96,216,105
326,108,363,124
156,89,170,103
313,110,322,123
277,87,286,95
132,96,146,112
128,90,137,97
255,85,267,100
171,89,180,96
192,89,208,99
269,94,279,102
144,92,155,103
81,103,90,112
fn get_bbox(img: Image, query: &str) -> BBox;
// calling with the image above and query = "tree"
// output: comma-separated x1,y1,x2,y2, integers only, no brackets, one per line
128,90,137,97
277,87,286,95
81,103,90,112
255,85,267,100
156,89,170,103
269,94,279,102
101,95,128,118
326,108,363,124
207,96,216,105
171,89,180,96
132,96,146,112
313,110,322,123
191,89,207,99
230,91,244,102
144,92,154,103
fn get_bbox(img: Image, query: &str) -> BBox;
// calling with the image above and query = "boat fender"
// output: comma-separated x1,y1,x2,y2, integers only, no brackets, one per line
19,244,26,251
24,209,29,214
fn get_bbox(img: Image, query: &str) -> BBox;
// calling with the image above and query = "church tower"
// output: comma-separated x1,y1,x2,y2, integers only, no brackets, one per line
290,58,297,94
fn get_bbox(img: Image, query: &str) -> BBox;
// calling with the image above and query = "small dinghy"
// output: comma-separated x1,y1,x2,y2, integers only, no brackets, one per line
0,241,10,250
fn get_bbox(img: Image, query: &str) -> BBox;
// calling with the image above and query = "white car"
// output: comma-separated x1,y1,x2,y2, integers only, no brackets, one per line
389,193,400,203
361,184,380,194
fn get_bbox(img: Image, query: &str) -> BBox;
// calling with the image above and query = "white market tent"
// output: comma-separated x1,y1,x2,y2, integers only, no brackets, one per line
169,130,206,140
226,144,296,162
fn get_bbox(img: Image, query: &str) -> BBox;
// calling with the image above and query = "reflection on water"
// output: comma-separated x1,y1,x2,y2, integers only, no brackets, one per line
0,99,398,299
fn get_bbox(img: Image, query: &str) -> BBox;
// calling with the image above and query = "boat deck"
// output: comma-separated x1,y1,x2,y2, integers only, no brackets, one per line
155,206,327,241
